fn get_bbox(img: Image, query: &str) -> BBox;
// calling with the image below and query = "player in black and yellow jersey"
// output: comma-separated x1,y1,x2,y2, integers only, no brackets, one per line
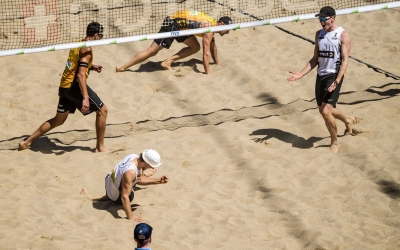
116,11,232,74
19,22,108,152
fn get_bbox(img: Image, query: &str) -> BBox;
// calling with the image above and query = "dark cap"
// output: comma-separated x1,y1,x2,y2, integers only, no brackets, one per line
315,6,336,17
86,21,103,37
218,16,233,25
134,223,153,240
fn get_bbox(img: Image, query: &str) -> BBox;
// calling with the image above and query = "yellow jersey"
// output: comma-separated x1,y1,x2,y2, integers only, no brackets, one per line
60,43,93,88
169,10,216,33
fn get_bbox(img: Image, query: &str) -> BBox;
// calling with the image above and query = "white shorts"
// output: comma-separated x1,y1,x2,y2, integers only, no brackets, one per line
105,174,120,201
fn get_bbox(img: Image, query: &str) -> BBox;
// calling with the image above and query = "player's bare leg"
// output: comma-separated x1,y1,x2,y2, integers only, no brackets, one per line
19,112,69,151
331,108,359,135
116,42,164,72
319,104,340,153
161,36,200,70
80,188,110,201
95,105,108,152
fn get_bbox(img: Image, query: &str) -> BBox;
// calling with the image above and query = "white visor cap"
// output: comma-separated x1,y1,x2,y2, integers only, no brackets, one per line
142,149,162,168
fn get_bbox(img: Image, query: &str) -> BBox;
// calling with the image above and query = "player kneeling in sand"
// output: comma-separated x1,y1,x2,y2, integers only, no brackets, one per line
81,149,168,222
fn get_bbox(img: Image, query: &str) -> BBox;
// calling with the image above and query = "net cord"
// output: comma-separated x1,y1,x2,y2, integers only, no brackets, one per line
0,1,399,57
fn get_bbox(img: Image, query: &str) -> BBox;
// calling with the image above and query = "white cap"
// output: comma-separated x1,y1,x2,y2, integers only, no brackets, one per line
142,149,162,168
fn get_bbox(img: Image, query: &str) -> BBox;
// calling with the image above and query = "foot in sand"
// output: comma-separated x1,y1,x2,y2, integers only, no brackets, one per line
80,188,93,201
95,147,109,153
143,168,157,177
80,188,88,195
160,60,173,70
330,141,340,153
18,140,30,151
115,66,126,72
344,117,361,135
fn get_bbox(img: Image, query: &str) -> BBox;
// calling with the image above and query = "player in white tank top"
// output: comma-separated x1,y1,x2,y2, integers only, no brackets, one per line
287,6,358,153
105,154,140,201
81,149,169,222
317,26,345,76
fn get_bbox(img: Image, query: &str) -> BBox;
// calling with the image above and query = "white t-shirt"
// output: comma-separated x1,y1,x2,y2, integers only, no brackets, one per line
105,154,139,201
317,26,344,76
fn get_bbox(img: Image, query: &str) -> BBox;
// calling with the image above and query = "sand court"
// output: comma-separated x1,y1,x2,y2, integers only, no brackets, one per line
0,8,400,249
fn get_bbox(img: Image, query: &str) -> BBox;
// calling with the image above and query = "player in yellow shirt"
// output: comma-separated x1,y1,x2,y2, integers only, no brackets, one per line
116,11,232,74
19,22,108,152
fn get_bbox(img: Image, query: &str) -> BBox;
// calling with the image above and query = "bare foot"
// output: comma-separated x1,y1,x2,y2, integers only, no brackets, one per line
80,188,88,195
344,117,361,135
18,140,30,151
143,168,157,177
80,188,93,201
116,66,126,72
81,187,111,202
95,147,109,153
330,141,340,153
160,61,173,70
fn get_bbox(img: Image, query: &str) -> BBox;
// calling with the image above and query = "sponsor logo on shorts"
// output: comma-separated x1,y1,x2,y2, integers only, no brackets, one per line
319,51,334,58
57,104,64,112
171,31,179,36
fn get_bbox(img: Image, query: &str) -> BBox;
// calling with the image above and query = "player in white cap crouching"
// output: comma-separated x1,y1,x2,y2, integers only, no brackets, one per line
81,149,168,222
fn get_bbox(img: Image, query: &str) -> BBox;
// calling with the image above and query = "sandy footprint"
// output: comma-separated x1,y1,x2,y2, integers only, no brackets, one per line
40,235,55,241
350,128,374,138
174,66,195,77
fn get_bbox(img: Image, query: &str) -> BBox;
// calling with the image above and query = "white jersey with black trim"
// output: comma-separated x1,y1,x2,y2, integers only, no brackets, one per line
105,154,139,201
317,26,344,76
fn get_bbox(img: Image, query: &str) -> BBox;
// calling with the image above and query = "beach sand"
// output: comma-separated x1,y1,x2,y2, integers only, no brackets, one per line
0,8,400,249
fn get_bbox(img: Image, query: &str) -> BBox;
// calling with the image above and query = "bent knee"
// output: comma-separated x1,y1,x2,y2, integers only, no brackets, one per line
54,120,66,127
193,44,201,52
98,105,108,115
320,108,332,118
51,116,67,127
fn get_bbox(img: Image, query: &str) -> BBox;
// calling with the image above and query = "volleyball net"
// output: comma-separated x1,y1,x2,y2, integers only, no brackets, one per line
0,0,399,56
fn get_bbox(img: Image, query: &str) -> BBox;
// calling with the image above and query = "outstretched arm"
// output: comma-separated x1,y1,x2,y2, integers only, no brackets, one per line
287,31,320,81
202,33,214,74
137,175,169,185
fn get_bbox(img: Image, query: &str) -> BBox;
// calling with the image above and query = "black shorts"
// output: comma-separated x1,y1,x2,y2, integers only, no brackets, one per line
58,81,104,116
154,17,192,49
315,73,343,108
